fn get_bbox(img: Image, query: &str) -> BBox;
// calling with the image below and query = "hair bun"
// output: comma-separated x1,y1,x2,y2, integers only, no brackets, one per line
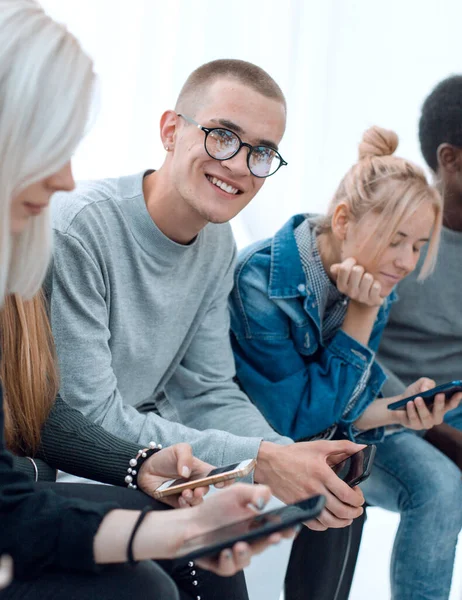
358,126,399,160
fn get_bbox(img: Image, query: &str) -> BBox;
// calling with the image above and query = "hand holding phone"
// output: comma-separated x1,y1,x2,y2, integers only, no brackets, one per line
153,459,257,499
331,445,376,487
386,379,462,432
387,380,462,411
175,494,326,561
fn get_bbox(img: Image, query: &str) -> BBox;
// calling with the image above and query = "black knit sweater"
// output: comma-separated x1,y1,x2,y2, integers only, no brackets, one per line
12,396,143,484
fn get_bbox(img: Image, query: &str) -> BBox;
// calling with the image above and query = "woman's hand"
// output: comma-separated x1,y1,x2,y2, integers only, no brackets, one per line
331,258,383,307
137,443,223,508
185,484,298,576
0,555,13,590
354,377,462,431
392,379,462,430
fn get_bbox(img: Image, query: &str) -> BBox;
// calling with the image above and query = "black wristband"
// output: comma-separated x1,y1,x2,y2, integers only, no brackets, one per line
127,505,153,566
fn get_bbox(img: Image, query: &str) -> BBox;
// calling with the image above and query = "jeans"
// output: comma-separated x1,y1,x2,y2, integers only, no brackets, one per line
361,416,462,600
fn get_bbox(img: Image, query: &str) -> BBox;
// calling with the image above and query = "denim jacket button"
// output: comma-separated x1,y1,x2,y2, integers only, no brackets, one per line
297,283,306,293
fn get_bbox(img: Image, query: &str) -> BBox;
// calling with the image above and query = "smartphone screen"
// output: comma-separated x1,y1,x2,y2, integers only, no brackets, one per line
176,495,326,559
163,462,244,490
331,445,376,486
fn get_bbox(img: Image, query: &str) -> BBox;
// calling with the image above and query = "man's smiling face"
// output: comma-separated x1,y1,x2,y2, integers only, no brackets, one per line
169,77,286,226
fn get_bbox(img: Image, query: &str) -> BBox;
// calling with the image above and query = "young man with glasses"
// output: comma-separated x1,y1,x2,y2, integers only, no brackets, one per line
47,59,365,597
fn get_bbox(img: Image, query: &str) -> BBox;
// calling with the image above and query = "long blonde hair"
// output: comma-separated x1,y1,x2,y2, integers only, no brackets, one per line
317,126,443,279
1,293,58,455
0,0,94,303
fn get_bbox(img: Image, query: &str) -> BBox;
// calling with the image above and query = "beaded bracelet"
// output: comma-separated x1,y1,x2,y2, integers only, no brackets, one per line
125,441,163,489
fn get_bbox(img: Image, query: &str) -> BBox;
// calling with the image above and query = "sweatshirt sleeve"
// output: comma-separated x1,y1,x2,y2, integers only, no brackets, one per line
37,396,144,487
0,391,117,579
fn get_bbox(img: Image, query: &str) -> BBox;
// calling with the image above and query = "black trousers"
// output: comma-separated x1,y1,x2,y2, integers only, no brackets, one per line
285,509,366,600
1,483,248,600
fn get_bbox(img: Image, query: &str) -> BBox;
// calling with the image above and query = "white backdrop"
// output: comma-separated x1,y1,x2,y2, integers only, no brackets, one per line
38,2,462,599
40,0,462,247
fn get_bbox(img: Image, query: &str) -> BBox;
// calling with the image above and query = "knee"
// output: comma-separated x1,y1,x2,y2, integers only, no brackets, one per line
409,452,462,516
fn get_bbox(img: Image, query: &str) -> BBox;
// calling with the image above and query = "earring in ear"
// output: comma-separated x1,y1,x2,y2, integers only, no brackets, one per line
164,146,169,151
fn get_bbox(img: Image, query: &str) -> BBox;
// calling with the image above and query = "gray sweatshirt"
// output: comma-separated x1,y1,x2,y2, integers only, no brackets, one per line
47,171,290,468
378,226,462,396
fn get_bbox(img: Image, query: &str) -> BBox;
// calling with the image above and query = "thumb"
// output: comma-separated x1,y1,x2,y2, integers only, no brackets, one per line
231,483,272,511
417,378,435,393
324,440,366,459
173,443,194,479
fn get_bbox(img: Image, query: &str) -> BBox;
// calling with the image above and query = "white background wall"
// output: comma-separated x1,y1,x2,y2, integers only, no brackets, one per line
39,1,462,598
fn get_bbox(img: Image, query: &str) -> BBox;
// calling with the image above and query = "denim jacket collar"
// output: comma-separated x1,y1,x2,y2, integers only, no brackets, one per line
269,214,308,299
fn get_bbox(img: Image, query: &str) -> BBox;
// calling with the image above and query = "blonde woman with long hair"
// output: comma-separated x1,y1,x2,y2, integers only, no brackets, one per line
230,127,462,600
0,3,294,599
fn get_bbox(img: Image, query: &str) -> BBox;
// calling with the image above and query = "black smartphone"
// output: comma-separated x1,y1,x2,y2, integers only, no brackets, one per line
175,494,326,560
387,380,462,411
331,445,376,487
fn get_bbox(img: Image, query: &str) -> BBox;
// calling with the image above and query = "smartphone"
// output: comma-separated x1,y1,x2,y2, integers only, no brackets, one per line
331,445,376,487
153,458,257,499
387,380,462,411
175,494,326,560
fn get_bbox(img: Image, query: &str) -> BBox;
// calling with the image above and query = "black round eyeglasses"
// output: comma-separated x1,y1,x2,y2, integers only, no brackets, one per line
178,114,287,178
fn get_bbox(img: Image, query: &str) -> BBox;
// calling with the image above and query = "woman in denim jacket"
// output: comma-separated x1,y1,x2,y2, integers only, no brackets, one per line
230,126,462,600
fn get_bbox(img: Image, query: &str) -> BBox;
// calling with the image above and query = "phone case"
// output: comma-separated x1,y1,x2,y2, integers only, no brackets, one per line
175,494,326,560
332,444,376,487
387,380,462,411
152,459,257,499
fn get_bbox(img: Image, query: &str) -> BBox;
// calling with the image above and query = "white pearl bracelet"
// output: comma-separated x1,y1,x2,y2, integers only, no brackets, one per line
125,441,163,489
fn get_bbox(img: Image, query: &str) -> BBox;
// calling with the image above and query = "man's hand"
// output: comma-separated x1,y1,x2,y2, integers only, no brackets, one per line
254,440,366,531
137,443,221,508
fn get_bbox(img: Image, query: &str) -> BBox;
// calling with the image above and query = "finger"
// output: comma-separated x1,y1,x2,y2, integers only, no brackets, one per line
416,378,436,393
192,486,209,499
348,265,365,296
446,392,462,411
177,496,189,509
431,394,446,424
324,469,366,508
314,506,355,529
324,440,367,464
357,271,374,302
306,518,328,531
413,397,435,429
214,478,236,489
369,280,383,305
330,263,340,278
336,258,358,290
234,483,272,511
172,443,194,479
404,400,423,429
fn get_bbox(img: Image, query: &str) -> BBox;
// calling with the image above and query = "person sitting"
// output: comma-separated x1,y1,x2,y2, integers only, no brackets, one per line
378,75,462,444
0,3,295,599
229,126,462,600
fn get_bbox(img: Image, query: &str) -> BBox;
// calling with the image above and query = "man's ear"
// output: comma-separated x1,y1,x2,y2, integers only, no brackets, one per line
437,143,462,174
159,110,178,151
331,203,350,241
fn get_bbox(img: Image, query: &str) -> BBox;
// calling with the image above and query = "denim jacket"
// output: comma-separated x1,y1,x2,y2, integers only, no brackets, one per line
229,214,397,443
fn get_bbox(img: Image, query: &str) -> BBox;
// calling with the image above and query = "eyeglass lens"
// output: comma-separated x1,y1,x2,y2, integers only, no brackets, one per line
206,128,281,177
